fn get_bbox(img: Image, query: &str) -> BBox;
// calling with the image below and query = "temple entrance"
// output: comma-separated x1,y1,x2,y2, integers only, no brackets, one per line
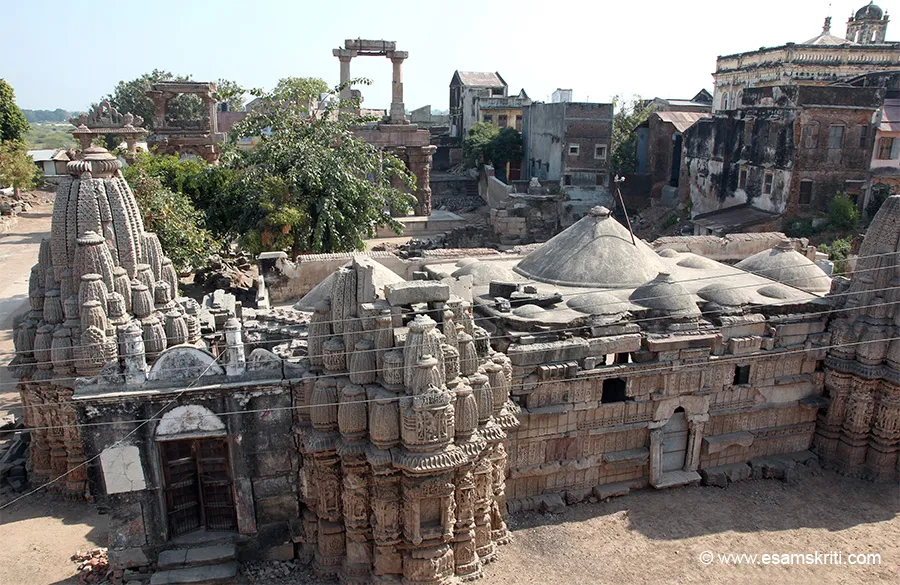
160,438,237,537
661,409,688,473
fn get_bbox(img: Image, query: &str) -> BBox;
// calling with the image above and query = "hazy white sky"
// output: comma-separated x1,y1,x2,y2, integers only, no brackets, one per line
1,0,883,112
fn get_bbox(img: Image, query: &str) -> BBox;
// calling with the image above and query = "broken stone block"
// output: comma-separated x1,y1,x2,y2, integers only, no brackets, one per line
383,281,450,305
539,493,566,514
107,547,148,570
700,467,728,488
592,481,632,500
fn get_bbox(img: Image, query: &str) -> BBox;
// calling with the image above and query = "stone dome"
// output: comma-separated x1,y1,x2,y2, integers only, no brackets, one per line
566,292,631,315
629,272,701,317
451,260,523,285
513,206,665,288
856,2,883,20
734,241,831,294
697,283,757,307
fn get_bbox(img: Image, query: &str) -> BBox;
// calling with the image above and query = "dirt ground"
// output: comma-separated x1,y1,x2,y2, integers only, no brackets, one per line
3,470,895,585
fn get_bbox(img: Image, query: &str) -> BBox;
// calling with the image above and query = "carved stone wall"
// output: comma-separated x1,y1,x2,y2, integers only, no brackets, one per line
297,257,517,584
817,195,900,483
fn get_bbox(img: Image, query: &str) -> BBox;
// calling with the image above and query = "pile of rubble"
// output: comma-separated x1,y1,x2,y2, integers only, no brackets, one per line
242,559,333,585
182,249,260,306
0,414,28,494
72,548,110,584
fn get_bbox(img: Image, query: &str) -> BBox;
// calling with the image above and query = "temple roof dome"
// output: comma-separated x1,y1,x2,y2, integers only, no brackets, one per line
513,206,665,288
734,240,831,294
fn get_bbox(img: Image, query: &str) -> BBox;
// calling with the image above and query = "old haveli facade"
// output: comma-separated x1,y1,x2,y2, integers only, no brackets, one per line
712,4,900,113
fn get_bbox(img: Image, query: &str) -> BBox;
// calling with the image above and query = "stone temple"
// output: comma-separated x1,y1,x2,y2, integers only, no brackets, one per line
8,117,900,583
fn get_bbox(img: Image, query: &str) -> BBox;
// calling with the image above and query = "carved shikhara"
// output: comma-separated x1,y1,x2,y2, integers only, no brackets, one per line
301,258,518,584
11,140,199,497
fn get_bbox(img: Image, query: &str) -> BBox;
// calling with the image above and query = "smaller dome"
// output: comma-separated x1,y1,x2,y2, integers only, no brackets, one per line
856,2,884,20
567,292,631,315
452,260,523,285
657,249,680,258
511,304,546,318
735,240,831,294
697,283,757,306
630,272,701,317
757,284,805,300
677,255,719,270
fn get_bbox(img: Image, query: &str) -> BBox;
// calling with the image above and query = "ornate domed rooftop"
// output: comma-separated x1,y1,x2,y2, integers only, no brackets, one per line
734,240,831,294
856,2,884,20
513,206,665,288
629,271,701,317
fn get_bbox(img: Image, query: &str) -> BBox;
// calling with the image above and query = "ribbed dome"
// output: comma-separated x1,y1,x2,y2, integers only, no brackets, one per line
735,241,831,294
513,206,665,288
856,2,883,20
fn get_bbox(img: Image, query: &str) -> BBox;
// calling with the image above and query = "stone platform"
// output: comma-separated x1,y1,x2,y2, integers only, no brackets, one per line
375,210,466,237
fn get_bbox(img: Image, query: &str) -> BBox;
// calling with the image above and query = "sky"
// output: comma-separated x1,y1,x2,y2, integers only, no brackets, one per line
0,0,879,112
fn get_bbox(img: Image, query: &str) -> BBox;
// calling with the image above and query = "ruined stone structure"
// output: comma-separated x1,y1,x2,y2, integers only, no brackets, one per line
816,195,900,483
421,206,839,506
335,40,437,216
683,85,884,228
713,5,900,113
146,82,224,163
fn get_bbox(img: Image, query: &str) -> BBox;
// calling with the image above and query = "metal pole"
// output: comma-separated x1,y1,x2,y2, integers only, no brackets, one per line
614,175,637,246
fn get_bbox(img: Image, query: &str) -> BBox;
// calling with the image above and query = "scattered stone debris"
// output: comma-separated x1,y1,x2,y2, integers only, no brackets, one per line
181,248,260,306
72,547,110,584
242,559,332,585
0,420,28,493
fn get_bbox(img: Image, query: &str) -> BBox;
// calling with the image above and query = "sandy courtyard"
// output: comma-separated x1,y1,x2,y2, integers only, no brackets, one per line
1,469,896,585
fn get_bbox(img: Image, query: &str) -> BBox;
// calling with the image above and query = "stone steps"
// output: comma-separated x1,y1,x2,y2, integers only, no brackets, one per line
149,561,239,585
158,544,237,570
652,470,702,489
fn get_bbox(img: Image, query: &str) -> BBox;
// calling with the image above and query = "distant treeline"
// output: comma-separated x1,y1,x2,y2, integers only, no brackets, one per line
22,109,82,123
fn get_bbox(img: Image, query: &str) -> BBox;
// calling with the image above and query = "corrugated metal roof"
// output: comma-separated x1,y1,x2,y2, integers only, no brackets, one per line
455,71,506,88
654,111,710,133
880,98,900,132
692,204,781,233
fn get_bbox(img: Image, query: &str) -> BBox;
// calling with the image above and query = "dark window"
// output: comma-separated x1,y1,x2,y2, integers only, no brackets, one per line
733,365,750,385
614,352,631,364
515,115,523,131
738,167,748,190
828,125,844,149
763,172,773,195
483,114,493,124
569,144,580,155
859,125,869,148
498,114,508,128
563,174,572,186
596,173,605,186
799,180,813,205
491,88,503,96
601,378,628,403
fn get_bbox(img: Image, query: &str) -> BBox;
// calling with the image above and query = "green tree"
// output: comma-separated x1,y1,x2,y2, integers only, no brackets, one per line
610,95,650,176
225,82,415,256
462,122,499,169
0,140,39,196
828,192,860,232
0,79,29,143
215,78,246,112
489,127,523,181
124,166,217,272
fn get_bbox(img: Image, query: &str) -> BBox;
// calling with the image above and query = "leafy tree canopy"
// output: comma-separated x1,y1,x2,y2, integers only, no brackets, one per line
0,79,30,143
0,140,39,195
122,163,218,272
610,95,650,176
224,79,415,256
462,122,499,169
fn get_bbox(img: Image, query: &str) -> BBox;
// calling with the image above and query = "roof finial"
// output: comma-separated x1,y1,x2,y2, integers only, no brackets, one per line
823,15,832,34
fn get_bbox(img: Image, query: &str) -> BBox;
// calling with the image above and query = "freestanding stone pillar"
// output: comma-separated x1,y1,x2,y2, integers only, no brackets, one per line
388,51,408,123
333,49,356,102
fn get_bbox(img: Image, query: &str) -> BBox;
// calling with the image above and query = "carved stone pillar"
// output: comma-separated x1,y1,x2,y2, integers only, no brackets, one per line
371,469,402,581
453,465,482,580
334,49,354,103
866,387,900,481
472,457,495,563
838,384,876,475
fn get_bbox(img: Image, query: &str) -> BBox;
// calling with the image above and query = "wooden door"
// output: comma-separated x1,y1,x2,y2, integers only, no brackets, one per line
661,411,688,473
161,438,237,537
